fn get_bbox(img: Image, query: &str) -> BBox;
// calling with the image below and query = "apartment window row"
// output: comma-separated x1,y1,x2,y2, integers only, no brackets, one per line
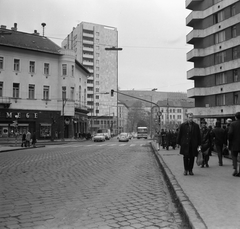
0,57,52,76
216,92,239,106
214,46,240,65
213,3,237,24
215,68,239,85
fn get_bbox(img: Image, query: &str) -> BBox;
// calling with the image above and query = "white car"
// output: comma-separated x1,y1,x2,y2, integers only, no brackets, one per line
118,133,129,142
93,133,106,142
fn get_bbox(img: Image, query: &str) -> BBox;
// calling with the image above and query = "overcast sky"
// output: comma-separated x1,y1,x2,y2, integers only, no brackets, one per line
0,0,193,93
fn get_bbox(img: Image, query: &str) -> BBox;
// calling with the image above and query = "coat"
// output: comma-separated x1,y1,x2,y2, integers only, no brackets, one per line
211,127,227,147
177,121,201,157
228,119,240,152
200,127,211,152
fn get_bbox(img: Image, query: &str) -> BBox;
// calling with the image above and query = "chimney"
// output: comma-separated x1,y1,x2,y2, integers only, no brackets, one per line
1,25,7,29
33,30,39,35
11,23,17,31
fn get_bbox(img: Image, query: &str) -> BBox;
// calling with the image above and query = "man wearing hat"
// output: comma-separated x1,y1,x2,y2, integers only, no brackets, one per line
200,119,211,167
228,112,240,176
211,121,227,166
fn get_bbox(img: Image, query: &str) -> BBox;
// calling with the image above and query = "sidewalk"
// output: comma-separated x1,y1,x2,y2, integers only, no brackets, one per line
151,141,240,229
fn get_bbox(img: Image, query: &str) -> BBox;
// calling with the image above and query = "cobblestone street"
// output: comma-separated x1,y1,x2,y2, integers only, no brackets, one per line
0,141,187,229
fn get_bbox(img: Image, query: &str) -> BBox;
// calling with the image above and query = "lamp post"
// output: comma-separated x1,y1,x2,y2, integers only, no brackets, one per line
62,98,67,141
150,88,157,139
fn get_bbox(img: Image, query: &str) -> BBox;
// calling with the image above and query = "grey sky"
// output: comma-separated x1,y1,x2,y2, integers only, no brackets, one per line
0,0,193,93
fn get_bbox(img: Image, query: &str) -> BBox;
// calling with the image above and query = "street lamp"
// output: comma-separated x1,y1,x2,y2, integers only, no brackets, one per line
150,88,157,139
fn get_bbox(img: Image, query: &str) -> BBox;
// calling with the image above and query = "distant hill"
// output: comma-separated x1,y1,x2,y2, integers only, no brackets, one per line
118,90,193,107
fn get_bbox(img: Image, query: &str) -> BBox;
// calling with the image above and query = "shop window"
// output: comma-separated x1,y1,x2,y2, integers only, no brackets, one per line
28,84,35,99
40,124,51,138
13,83,19,98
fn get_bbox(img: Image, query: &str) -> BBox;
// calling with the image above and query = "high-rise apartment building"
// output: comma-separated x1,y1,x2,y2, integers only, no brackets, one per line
62,22,119,133
186,0,240,124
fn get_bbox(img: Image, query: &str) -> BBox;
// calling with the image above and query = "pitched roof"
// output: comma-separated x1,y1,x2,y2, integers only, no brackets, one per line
0,28,61,55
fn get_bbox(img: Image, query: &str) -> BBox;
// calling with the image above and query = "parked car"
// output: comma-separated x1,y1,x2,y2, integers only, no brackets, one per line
118,133,129,142
92,133,106,142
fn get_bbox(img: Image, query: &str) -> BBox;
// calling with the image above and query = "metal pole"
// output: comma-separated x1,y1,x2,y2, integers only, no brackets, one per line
150,96,152,139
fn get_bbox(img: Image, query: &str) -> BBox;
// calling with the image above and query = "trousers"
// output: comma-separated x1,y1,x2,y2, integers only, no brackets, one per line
183,156,195,172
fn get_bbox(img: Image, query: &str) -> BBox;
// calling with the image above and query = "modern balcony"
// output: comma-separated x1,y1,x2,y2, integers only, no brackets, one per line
83,32,94,38
186,11,203,27
83,39,94,45
186,0,203,10
83,46,94,52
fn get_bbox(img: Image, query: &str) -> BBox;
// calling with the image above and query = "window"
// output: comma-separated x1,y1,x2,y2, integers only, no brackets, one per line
14,59,20,71
62,86,66,100
79,86,81,104
0,57,3,70
215,51,226,64
215,31,225,44
231,4,236,17
71,65,74,77
96,60,99,65
233,69,239,82
28,84,35,99
96,88,99,92
29,61,35,73
13,83,19,98
232,47,238,60
96,102,99,106
62,64,67,76
44,63,50,75
96,81,99,85
96,32,99,36
232,25,237,38
70,87,74,100
0,82,3,97
96,74,99,78
234,92,238,105
214,11,225,24
216,94,225,106
96,95,99,99
96,67,99,71
216,72,227,85
43,86,49,100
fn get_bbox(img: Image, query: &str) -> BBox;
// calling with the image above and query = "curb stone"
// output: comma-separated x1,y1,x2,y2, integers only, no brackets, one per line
150,142,207,229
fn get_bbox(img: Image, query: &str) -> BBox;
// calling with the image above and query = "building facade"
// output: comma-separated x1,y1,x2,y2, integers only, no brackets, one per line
186,0,240,124
0,24,89,140
62,22,119,133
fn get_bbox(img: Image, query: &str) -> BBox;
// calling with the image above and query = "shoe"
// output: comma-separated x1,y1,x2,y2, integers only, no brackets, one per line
189,171,194,175
237,173,240,177
184,171,188,176
233,171,238,176
206,164,209,168
219,163,223,166
201,164,204,168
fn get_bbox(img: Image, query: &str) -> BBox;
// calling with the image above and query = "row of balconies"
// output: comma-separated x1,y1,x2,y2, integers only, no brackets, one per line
187,12,240,44
186,0,203,10
187,81,240,97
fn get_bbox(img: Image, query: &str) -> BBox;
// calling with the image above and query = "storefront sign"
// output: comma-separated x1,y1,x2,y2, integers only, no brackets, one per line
6,112,38,119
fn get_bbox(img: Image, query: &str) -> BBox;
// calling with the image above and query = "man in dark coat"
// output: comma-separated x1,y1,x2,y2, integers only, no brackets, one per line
200,120,211,168
228,112,240,176
211,121,227,166
177,113,201,175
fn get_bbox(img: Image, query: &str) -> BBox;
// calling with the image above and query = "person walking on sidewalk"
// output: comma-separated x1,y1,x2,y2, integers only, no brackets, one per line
228,112,240,177
177,113,201,176
26,131,31,147
211,121,227,166
155,131,161,151
200,119,211,168
21,131,26,147
31,132,37,148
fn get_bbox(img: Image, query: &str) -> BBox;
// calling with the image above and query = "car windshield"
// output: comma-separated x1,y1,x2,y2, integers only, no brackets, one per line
120,133,128,136
95,133,104,136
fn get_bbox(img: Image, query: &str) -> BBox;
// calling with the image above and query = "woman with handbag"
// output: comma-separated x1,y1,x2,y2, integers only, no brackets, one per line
200,120,211,168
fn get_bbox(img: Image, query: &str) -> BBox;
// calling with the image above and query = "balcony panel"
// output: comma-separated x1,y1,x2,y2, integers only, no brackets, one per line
186,29,204,44
186,11,203,27
186,0,203,10
83,61,94,66
83,40,94,45
187,68,205,79
83,47,94,52
83,32,94,38
83,53,94,59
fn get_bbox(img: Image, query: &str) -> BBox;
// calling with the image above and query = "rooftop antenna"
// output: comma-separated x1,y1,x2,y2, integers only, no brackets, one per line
41,23,46,36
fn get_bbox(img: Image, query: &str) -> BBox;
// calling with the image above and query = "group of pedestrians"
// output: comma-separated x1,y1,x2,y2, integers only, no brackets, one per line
21,130,36,147
177,112,240,177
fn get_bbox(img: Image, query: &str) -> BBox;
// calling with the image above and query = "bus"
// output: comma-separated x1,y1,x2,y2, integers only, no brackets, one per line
137,127,148,139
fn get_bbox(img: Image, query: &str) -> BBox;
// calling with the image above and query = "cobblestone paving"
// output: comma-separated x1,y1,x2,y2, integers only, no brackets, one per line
0,142,187,229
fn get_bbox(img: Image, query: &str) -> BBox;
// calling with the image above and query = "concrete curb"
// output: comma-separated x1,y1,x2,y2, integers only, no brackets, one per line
0,145,45,153
150,141,207,229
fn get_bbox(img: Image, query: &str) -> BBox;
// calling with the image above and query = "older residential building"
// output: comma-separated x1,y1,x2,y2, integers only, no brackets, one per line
186,0,240,125
62,22,119,133
0,24,89,139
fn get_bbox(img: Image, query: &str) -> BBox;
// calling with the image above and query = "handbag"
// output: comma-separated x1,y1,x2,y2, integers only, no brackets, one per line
222,146,229,156
196,150,203,166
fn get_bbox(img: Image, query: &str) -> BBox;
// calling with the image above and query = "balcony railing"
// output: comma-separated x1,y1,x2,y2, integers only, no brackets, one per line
0,97,11,107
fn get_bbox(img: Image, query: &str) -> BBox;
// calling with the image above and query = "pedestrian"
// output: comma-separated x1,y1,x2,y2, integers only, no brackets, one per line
21,131,26,147
211,121,227,166
155,131,161,150
200,119,211,168
228,112,240,177
31,132,37,148
177,113,201,175
161,129,166,149
26,131,31,147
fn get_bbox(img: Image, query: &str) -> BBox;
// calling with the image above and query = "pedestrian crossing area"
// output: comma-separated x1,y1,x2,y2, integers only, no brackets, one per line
46,143,146,149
